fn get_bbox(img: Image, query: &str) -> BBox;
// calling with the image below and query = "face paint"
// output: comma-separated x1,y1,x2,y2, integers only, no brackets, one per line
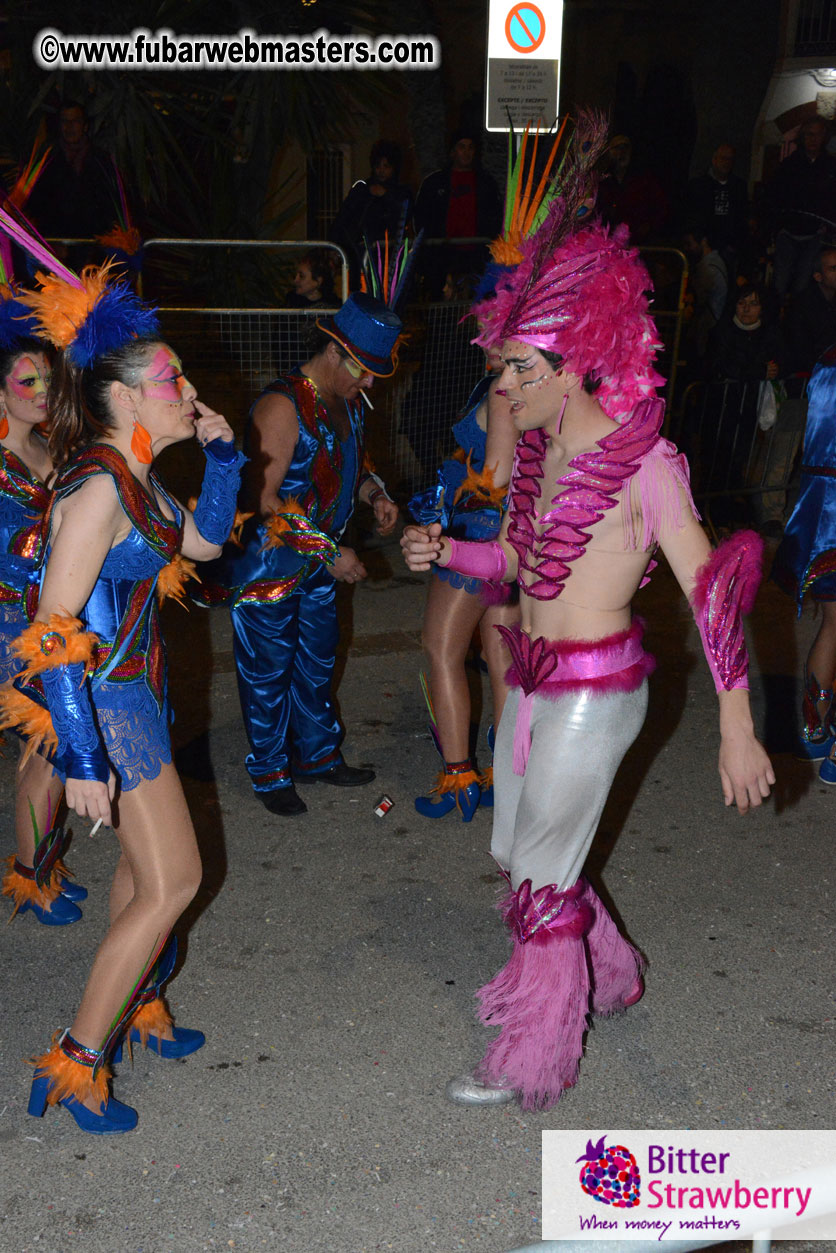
520,374,550,390
143,348,191,403
7,355,50,401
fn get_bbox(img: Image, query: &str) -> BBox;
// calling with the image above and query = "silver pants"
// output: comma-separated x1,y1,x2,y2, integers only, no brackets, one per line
492,682,649,892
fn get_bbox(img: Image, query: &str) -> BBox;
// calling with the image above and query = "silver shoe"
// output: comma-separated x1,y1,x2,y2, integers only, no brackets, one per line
445,1073,516,1106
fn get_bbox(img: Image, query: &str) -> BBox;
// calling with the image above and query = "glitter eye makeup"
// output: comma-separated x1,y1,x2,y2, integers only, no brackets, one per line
8,356,50,400
143,348,190,403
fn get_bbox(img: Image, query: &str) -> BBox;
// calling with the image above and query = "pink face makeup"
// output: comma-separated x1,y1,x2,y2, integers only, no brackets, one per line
7,355,50,401
143,349,191,404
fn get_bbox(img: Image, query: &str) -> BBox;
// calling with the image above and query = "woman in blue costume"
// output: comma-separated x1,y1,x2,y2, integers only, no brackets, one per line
773,341,836,782
410,337,519,820
0,259,243,1133
0,290,87,925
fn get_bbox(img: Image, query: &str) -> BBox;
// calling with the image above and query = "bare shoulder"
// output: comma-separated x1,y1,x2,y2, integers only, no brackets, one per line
250,392,300,452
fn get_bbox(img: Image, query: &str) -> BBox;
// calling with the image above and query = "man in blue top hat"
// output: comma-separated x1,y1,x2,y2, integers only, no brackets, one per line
220,293,401,816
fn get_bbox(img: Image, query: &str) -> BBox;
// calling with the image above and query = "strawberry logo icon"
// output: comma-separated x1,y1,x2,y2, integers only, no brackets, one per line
577,1135,641,1208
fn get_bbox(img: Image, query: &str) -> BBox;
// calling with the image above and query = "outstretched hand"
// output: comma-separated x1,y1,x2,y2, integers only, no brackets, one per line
400,521,446,571
718,729,775,814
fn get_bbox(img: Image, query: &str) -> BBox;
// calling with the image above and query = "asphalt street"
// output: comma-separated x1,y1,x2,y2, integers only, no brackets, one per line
1,530,833,1253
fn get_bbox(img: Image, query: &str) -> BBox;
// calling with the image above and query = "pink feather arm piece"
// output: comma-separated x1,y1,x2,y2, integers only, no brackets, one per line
444,538,508,583
691,530,764,692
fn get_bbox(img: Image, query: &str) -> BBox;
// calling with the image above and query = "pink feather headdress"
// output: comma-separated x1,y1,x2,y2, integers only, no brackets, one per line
476,126,665,425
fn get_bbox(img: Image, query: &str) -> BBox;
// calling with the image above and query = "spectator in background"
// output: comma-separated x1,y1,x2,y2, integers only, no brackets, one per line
785,243,836,373
683,222,729,363
595,135,669,244
764,117,836,298
686,143,749,281
284,248,338,309
330,140,413,289
25,101,120,271
707,284,783,382
414,130,502,296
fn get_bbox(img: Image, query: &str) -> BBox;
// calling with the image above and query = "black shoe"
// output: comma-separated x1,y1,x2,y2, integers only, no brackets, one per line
296,761,375,787
259,785,307,816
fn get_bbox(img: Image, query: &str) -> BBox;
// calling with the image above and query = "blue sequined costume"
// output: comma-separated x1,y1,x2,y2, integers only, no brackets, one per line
409,375,504,595
0,446,48,690
206,369,368,794
43,446,183,790
773,353,836,606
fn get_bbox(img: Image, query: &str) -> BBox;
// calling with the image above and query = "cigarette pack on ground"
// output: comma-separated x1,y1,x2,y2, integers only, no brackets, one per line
374,794,393,817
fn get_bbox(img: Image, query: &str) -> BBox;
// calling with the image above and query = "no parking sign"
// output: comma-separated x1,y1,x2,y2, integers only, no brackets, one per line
485,0,562,132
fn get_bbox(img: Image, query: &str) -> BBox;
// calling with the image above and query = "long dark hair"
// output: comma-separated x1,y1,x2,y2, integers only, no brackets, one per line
47,336,160,465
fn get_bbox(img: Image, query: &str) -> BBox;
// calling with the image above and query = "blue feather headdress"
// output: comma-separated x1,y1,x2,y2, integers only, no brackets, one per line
0,289,42,354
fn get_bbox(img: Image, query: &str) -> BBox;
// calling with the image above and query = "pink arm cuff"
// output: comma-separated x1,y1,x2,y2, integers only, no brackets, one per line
691,531,764,693
444,538,508,583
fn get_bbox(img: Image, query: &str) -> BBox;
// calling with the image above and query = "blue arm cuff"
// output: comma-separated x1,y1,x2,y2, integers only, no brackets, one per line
194,445,247,546
40,662,110,783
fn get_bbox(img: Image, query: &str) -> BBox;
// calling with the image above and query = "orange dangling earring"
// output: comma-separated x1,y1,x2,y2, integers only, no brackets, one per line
0,408,8,440
131,417,153,464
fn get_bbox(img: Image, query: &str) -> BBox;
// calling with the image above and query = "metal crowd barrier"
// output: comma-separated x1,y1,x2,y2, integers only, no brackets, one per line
670,378,808,538
38,236,686,500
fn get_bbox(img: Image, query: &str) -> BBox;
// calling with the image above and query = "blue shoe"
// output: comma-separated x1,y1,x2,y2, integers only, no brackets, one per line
28,1074,138,1135
415,781,481,822
17,893,82,926
819,755,836,785
796,732,835,761
59,879,88,903
112,1025,205,1064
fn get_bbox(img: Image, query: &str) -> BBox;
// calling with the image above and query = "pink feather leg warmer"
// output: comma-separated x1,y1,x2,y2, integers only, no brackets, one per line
581,879,645,1016
691,531,764,693
476,880,593,1110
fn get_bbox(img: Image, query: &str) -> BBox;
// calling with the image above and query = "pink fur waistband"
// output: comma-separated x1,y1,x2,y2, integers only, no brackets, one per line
499,617,656,698
498,619,655,775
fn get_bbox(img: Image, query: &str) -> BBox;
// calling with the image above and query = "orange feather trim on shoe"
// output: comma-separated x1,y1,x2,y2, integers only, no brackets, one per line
0,689,57,763
156,554,200,608
452,457,507,508
430,769,482,812
53,858,75,885
2,855,61,916
19,263,119,352
128,996,173,1050
480,765,494,790
30,1039,111,1109
12,614,98,678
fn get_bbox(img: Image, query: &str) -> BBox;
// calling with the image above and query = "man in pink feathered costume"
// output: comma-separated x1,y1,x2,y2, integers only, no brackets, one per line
402,166,774,1110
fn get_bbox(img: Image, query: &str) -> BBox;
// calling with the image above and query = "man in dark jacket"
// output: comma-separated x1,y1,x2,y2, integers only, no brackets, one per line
765,117,836,297
414,130,502,296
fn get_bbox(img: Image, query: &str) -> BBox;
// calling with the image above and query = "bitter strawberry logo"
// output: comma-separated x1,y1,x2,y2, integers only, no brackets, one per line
577,1135,641,1208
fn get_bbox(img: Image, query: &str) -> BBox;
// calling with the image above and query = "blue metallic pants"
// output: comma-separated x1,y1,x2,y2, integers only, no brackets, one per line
231,564,343,791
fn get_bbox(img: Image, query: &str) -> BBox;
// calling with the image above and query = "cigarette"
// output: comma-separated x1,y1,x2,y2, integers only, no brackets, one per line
359,389,374,410
89,818,103,837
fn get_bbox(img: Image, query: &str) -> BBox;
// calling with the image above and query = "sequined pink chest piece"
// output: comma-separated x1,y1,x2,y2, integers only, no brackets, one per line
506,397,665,600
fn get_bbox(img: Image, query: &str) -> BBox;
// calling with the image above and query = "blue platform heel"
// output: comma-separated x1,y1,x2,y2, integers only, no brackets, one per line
110,936,205,1065
28,1030,137,1135
415,759,482,822
2,858,82,925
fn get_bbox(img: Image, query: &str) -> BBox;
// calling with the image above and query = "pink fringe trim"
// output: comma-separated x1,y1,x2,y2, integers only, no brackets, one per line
582,879,645,1016
476,878,644,1108
477,881,592,1110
